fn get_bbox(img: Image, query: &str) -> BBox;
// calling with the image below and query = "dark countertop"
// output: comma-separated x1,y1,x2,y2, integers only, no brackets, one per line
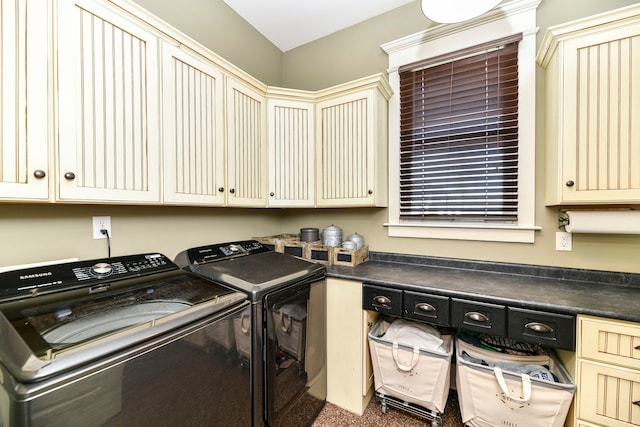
326,252,640,323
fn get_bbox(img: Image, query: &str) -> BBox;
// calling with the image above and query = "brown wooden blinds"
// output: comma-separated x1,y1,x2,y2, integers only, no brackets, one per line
399,34,522,222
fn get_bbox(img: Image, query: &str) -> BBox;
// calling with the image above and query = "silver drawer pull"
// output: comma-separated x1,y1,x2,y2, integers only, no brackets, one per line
465,311,489,322
416,302,436,313
374,295,391,306
525,322,554,334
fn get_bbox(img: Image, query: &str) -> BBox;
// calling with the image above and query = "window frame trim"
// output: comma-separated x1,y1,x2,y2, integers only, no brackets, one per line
382,0,542,243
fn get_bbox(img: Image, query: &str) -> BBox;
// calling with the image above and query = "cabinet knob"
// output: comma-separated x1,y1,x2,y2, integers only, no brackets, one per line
368,189,373,195
64,172,76,180
464,311,489,322
565,180,575,187
524,322,554,334
33,170,46,179
270,192,275,197
229,188,235,194
218,187,224,193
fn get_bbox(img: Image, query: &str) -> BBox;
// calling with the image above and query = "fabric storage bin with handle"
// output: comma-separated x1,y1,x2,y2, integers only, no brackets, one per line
272,303,307,361
368,318,453,414
233,306,251,360
455,332,575,427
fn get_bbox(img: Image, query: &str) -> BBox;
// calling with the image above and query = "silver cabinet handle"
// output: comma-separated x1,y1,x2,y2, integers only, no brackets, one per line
33,169,46,179
525,322,554,334
374,295,391,306
465,311,489,322
64,172,76,180
416,302,436,313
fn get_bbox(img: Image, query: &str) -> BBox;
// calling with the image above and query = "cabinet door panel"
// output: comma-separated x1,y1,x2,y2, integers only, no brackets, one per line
57,0,160,203
225,77,267,206
162,44,225,205
0,1,49,201
267,98,314,207
563,28,640,203
316,90,375,206
578,360,640,427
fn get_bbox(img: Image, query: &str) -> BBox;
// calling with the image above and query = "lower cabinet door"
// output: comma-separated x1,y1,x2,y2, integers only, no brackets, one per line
578,360,640,427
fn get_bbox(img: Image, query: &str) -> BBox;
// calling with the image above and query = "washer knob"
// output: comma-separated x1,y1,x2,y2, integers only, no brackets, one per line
92,262,113,275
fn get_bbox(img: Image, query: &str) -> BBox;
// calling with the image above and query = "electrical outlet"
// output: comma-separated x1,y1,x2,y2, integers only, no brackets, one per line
555,231,572,251
92,216,112,239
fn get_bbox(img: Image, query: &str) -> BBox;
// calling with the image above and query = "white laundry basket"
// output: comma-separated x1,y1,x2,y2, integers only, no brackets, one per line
272,303,307,361
368,318,453,414
233,306,251,360
455,333,575,427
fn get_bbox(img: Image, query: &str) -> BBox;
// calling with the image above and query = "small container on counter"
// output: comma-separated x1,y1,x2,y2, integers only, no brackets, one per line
341,240,357,250
322,225,343,247
347,232,365,249
300,228,320,242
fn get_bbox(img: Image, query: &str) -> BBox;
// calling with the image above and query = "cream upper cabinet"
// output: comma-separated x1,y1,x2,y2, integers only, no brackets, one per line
161,43,225,206
315,75,391,207
266,94,315,207
576,315,640,427
56,0,160,203
537,5,640,205
0,1,49,201
225,77,268,207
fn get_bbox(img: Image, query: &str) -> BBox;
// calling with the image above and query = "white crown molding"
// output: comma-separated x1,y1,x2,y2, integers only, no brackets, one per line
381,0,541,55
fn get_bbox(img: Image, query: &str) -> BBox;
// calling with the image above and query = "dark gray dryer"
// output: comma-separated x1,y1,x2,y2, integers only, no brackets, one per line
175,240,327,427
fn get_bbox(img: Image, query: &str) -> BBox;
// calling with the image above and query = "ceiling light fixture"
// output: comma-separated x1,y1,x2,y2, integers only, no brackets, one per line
421,0,503,23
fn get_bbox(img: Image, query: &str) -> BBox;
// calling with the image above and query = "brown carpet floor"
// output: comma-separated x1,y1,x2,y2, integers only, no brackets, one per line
312,390,463,426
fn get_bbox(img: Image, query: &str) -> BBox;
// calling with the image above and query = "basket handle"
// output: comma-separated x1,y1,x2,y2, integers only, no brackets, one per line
392,341,420,372
494,367,532,403
281,314,292,333
240,315,250,334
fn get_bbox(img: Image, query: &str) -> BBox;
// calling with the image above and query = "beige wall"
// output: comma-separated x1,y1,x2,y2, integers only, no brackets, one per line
0,205,282,266
132,0,283,86
1,0,639,275
279,0,640,273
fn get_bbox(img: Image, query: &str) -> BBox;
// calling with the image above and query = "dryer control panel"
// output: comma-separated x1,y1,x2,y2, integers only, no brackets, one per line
177,240,270,266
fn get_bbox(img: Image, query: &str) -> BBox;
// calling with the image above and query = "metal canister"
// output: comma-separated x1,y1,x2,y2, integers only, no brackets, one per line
322,225,343,247
300,228,319,242
341,240,357,250
347,232,365,249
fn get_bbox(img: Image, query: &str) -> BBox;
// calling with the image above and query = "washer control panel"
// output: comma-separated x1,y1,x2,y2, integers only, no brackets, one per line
0,253,176,299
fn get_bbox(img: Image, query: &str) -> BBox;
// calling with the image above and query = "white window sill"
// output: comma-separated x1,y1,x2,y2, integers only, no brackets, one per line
385,223,541,243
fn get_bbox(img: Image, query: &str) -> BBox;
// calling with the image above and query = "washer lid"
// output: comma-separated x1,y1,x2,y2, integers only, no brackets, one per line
192,251,325,301
0,270,246,382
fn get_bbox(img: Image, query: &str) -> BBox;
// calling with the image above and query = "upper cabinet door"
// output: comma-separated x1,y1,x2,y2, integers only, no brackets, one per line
57,0,160,203
267,97,315,207
225,77,267,207
315,86,388,207
538,6,640,205
0,1,49,201
161,43,225,206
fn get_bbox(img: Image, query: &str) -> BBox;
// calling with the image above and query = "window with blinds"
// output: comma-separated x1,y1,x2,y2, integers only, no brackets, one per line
399,34,522,222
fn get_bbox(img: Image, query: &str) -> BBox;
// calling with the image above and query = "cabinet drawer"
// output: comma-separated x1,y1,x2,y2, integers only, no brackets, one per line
508,307,575,351
451,298,506,336
403,291,449,326
362,284,402,316
580,316,640,370
578,360,640,427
